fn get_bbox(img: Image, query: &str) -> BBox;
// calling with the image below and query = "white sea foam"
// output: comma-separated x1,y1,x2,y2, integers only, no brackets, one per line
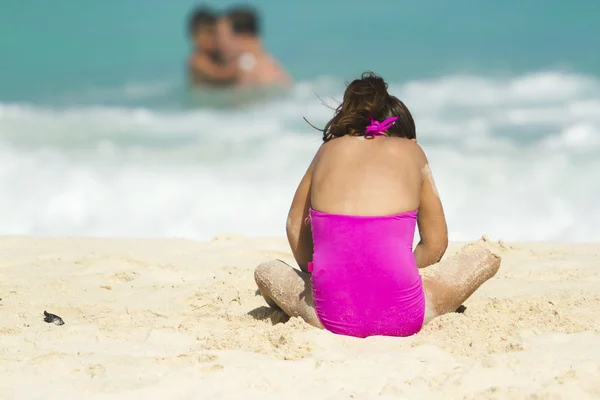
0,71,598,241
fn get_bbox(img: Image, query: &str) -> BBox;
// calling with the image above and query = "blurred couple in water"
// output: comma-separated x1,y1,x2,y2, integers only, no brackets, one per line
187,5,291,89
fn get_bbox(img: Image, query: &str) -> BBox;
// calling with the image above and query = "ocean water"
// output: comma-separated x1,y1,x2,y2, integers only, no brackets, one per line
1,1,599,241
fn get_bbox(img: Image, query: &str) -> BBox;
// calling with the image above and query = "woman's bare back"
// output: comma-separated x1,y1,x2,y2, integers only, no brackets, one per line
311,136,425,217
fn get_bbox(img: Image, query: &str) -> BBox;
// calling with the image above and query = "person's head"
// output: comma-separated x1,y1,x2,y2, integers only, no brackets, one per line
227,6,260,38
218,6,260,55
315,72,416,142
188,7,218,52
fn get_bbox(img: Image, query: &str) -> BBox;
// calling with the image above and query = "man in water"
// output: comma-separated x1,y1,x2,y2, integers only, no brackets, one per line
218,6,292,88
187,7,237,86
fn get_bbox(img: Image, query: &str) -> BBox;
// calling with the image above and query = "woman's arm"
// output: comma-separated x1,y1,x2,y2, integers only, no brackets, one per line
414,147,448,268
286,152,319,273
189,53,239,83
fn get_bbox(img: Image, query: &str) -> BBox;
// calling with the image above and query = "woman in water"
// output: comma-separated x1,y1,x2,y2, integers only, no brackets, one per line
254,72,501,338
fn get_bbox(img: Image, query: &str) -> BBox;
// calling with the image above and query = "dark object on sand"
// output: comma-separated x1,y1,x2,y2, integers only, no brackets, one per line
455,305,467,313
43,311,65,325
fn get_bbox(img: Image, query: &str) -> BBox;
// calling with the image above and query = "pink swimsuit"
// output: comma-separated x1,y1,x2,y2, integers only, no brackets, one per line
308,208,425,338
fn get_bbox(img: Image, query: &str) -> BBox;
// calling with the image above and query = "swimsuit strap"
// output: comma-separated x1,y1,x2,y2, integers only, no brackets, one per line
364,116,398,138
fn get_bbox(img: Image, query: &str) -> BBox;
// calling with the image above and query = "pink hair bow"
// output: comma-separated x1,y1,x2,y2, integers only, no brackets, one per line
365,116,398,137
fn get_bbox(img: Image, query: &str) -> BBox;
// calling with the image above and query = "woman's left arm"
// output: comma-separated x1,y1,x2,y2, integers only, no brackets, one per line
286,151,319,273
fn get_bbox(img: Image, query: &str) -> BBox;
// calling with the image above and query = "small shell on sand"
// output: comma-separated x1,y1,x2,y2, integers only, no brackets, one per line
43,311,65,326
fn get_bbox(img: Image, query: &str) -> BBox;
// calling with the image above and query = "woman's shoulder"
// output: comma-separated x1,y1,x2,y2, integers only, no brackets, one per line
318,136,426,159
380,138,429,166
406,140,428,165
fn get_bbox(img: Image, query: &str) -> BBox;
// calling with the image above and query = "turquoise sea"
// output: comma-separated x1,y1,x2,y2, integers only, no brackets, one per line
0,0,599,240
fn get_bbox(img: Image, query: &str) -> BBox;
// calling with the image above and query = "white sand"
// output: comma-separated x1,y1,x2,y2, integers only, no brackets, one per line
0,236,599,399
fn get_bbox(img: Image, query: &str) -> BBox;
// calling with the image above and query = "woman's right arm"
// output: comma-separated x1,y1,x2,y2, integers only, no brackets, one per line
414,147,448,268
286,148,321,273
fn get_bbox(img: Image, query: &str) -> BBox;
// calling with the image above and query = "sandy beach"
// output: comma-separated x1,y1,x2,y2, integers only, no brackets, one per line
0,236,599,399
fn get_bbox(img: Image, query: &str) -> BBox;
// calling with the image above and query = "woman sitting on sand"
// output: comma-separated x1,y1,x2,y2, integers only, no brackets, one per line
254,72,501,338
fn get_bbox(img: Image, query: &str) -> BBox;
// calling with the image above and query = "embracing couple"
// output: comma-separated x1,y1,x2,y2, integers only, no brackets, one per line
187,5,291,89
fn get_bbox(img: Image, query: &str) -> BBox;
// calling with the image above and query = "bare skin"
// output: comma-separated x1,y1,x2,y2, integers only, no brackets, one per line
255,135,501,330
188,52,238,86
237,53,292,88
188,25,238,87
218,18,291,88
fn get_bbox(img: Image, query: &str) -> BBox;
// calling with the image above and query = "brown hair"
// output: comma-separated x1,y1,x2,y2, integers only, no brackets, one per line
188,7,217,36
307,72,416,142
226,6,260,36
